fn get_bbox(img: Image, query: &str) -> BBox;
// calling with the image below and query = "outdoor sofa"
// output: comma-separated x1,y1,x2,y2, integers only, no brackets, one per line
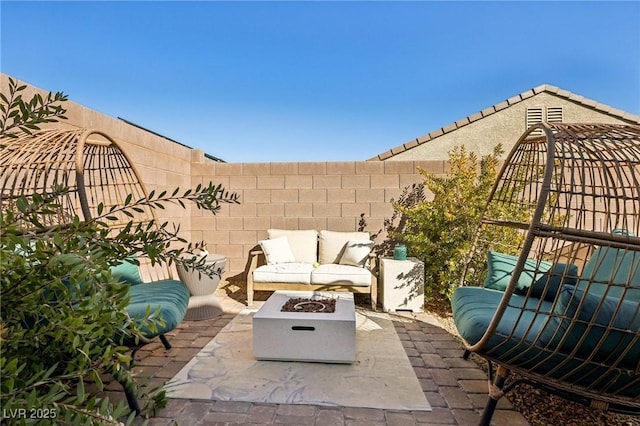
246,229,378,309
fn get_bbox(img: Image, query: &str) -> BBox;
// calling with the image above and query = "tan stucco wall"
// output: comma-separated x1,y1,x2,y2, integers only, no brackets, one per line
387,93,633,161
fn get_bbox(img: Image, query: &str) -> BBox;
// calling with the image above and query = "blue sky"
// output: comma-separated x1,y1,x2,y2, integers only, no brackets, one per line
2,1,639,163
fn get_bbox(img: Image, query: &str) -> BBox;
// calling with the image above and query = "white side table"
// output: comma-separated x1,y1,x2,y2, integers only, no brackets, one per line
380,257,424,313
176,253,226,320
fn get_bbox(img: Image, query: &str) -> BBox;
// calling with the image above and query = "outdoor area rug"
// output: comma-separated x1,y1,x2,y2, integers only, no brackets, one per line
165,308,431,411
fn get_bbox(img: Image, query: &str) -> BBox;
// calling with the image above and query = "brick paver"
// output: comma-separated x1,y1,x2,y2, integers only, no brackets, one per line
116,297,528,425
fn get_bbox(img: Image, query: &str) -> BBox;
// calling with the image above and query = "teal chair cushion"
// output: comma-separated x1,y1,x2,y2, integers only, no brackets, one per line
126,279,189,340
452,286,640,396
484,251,577,300
111,259,144,286
452,286,555,350
484,251,545,292
546,285,640,370
577,245,640,300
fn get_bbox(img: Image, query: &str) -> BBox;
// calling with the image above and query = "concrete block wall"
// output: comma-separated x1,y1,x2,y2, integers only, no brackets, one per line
190,160,445,281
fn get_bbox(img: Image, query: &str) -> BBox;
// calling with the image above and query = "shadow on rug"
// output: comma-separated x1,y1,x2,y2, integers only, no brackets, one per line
165,309,431,411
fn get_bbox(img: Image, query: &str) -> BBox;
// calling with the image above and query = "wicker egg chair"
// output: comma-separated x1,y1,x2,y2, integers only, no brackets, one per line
0,128,191,414
2,128,169,276
451,123,640,425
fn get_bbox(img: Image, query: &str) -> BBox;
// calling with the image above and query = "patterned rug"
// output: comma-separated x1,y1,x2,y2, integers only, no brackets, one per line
165,308,431,411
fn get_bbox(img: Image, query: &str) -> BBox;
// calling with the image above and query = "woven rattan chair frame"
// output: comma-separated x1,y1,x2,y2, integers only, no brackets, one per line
456,123,640,424
1,128,172,281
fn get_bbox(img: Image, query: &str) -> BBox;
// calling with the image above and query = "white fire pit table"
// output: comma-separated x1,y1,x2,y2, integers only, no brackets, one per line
252,290,356,364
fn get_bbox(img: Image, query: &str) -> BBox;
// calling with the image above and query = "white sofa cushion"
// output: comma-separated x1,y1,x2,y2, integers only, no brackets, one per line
259,236,296,265
339,240,374,267
253,263,314,284
319,230,370,265
311,264,372,286
268,229,318,264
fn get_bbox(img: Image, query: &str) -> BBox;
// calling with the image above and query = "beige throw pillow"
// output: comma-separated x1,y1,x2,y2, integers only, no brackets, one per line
319,230,370,264
339,240,374,267
267,229,318,264
259,236,296,265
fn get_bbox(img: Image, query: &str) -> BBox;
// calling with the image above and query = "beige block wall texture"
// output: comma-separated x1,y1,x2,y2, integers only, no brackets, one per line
190,160,438,280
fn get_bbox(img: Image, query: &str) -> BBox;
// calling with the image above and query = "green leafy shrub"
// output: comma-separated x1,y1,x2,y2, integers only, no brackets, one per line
363,145,506,306
396,145,502,302
1,78,239,424
369,144,539,307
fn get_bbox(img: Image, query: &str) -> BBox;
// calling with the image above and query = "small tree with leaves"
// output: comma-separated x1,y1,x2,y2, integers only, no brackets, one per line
382,145,503,304
1,78,240,424
0,77,68,138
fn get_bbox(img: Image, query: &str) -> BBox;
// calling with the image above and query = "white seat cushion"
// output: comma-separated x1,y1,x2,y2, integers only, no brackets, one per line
268,229,318,264
253,263,314,284
319,230,370,265
311,264,372,286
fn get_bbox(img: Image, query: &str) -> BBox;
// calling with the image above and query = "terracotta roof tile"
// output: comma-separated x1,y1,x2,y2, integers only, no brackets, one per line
391,145,407,155
416,134,432,144
377,150,393,161
430,128,445,138
456,117,471,127
404,139,419,149
519,90,535,100
494,101,509,111
568,94,585,103
442,123,458,133
468,112,483,122
481,107,496,117
580,98,598,108
507,95,521,105
597,103,613,113
532,85,548,94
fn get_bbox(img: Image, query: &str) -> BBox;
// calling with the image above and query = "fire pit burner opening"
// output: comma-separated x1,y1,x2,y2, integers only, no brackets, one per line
281,297,336,313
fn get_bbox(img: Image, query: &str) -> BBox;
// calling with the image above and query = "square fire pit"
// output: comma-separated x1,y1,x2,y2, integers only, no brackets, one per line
252,290,356,363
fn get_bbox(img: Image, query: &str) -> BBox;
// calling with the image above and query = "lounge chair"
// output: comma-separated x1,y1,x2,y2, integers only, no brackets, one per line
451,123,640,425
1,129,191,415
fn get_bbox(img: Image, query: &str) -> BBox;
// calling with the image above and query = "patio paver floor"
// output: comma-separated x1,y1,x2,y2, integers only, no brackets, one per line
106,295,528,425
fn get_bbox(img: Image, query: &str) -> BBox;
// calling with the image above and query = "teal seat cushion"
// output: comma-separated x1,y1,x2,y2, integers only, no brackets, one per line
545,285,640,370
126,279,189,340
484,251,577,300
111,259,144,286
452,286,555,351
452,286,640,397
